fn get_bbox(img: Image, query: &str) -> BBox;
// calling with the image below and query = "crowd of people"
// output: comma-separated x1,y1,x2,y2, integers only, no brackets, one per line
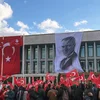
0,80,100,100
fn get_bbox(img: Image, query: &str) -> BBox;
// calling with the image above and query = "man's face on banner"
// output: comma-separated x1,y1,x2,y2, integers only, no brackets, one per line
61,37,75,57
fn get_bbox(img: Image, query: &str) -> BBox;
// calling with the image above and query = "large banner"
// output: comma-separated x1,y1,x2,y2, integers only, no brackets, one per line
0,36,23,75
55,32,83,73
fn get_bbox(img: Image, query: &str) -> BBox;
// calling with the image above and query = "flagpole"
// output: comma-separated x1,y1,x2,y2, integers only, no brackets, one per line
22,34,25,77
1,48,4,76
1,37,4,76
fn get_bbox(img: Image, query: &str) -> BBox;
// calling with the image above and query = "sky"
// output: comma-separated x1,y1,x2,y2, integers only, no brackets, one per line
0,0,100,36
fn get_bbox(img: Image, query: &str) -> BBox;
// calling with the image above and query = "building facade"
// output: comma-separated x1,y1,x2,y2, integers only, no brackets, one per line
13,30,100,83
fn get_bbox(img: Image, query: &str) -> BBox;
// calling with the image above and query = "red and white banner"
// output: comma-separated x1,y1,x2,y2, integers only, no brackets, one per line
66,69,79,77
0,36,23,75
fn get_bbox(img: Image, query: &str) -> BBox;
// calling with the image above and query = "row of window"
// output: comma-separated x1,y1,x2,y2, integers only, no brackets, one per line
20,42,100,73
25,45,54,60
25,42,100,60
24,61,53,74
80,42,100,57
80,60,100,72
21,59,100,74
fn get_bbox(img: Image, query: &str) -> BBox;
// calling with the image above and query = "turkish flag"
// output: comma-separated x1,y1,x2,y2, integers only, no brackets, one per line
65,78,72,87
14,76,18,85
87,72,96,81
0,36,23,75
79,73,85,81
18,78,26,86
45,73,50,80
32,77,34,84
66,69,79,78
49,76,55,81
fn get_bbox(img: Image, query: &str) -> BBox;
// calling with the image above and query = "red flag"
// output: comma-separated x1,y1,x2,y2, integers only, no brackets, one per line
14,77,18,85
18,78,26,86
79,73,85,81
32,77,34,84
87,72,96,81
27,83,33,90
49,76,55,81
65,78,72,87
15,78,26,86
0,75,3,81
7,82,14,89
46,73,50,80
3,75,11,81
94,75,100,87
0,36,23,75
66,69,79,78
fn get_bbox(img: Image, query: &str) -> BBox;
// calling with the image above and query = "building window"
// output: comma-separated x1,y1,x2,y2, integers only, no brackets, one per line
48,61,53,73
33,61,37,73
40,61,45,73
87,43,94,57
88,60,94,72
26,46,30,60
26,62,30,74
33,47,38,59
80,44,85,57
48,45,53,59
97,60,100,72
96,43,100,56
80,60,86,71
41,46,45,59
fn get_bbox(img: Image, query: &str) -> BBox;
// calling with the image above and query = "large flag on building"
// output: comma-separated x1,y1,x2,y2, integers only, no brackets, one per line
55,32,83,73
0,36,23,75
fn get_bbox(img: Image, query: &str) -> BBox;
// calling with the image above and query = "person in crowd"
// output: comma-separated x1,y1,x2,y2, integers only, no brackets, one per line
92,84,98,100
57,85,64,100
61,84,70,100
83,83,94,100
4,86,15,100
45,84,51,100
16,86,25,100
37,84,45,100
70,85,77,100
0,86,5,100
28,86,38,100
73,85,83,100
23,86,28,100
47,85,58,100
97,88,100,100
13,85,18,100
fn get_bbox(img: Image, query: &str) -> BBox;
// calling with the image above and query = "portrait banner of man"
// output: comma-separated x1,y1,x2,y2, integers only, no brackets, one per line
55,32,83,73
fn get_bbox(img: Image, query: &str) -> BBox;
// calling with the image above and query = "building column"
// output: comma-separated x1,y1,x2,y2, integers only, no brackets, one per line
45,45,48,73
94,42,97,72
29,45,33,73
37,45,40,73
28,77,31,83
85,42,88,72
21,46,26,74
52,44,55,73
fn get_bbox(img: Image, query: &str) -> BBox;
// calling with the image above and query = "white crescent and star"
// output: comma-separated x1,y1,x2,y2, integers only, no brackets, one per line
20,80,24,84
2,42,16,62
91,74,95,79
0,38,20,63
12,46,15,55
6,56,11,62
80,76,83,80
71,72,76,76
